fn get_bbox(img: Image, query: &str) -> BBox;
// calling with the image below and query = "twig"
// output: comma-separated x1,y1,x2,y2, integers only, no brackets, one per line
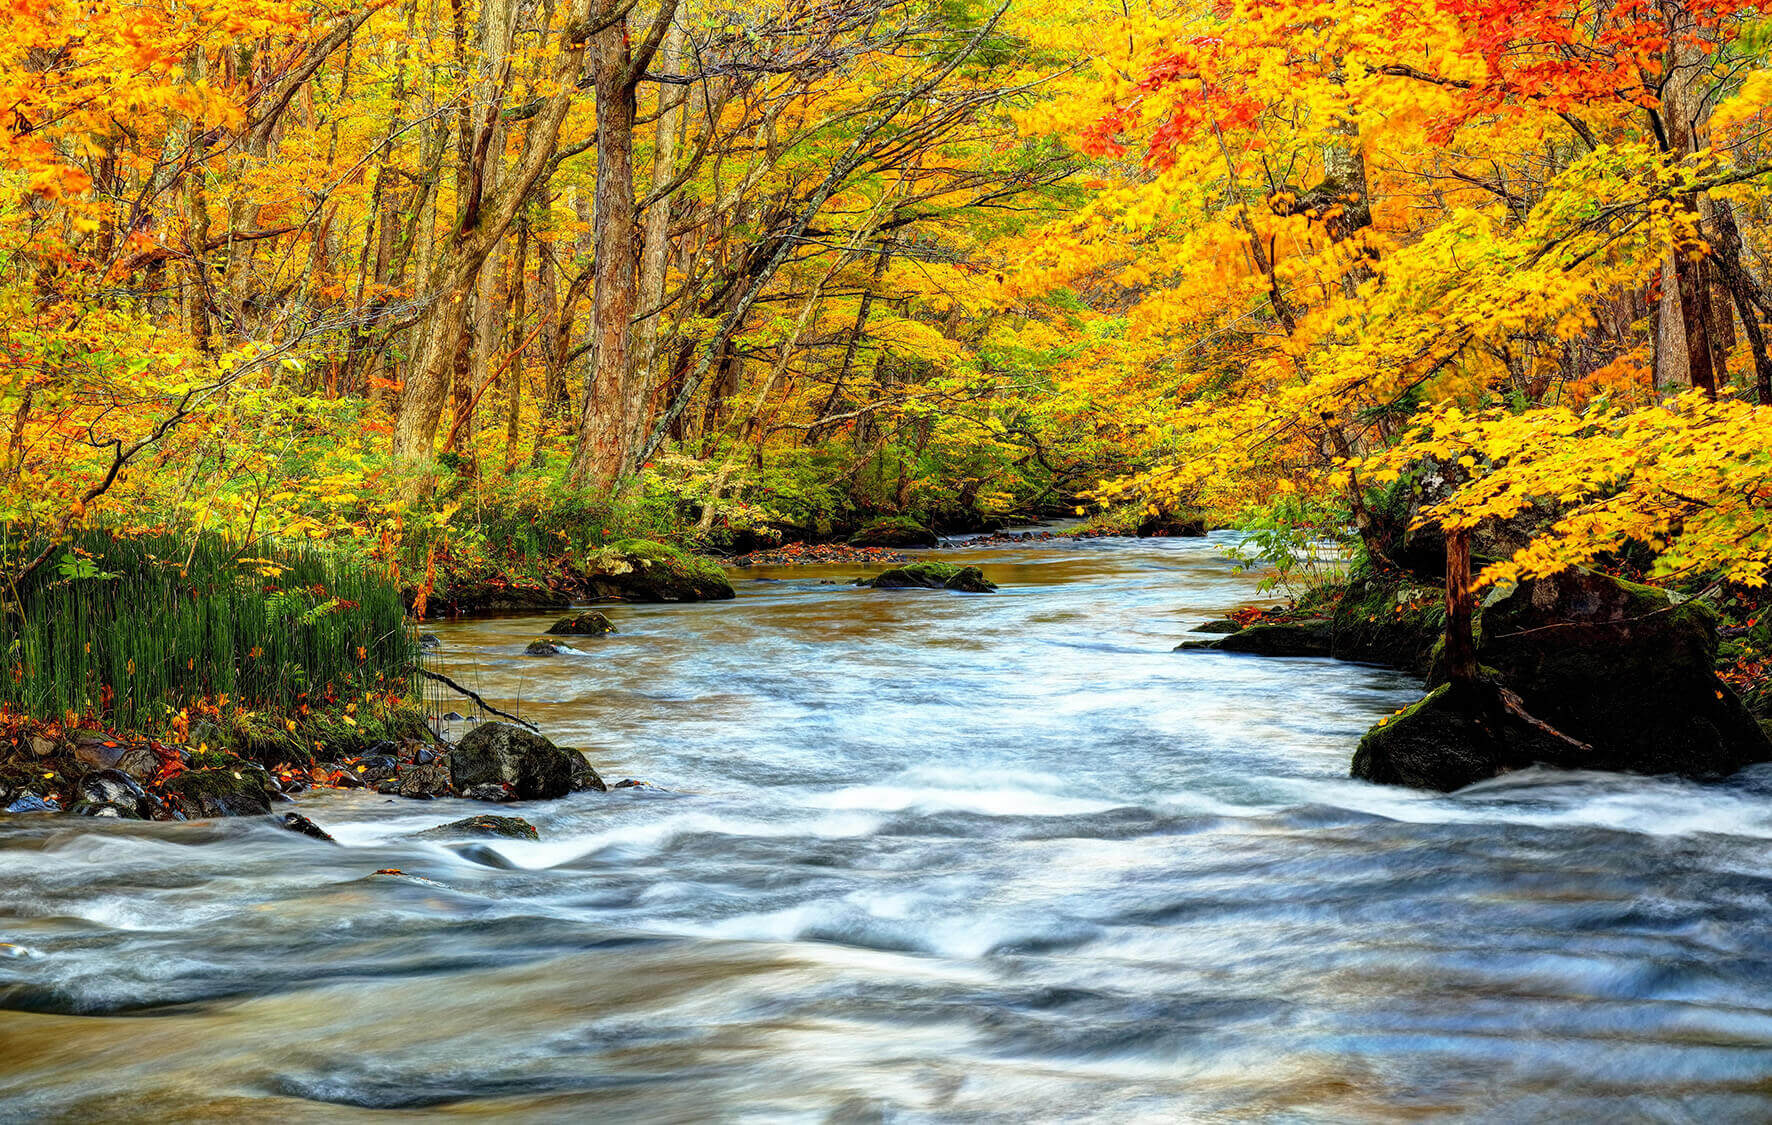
416,668,539,732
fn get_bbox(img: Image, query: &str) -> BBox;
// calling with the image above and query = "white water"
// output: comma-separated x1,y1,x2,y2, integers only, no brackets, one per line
4,534,1772,1121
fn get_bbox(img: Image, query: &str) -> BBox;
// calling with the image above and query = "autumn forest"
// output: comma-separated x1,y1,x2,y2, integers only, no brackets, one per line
6,0,1772,1116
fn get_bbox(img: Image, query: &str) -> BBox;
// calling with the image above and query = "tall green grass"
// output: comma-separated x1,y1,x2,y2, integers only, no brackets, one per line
0,529,416,733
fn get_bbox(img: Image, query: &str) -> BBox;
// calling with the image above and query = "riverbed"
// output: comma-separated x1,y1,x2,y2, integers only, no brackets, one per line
4,534,1772,1120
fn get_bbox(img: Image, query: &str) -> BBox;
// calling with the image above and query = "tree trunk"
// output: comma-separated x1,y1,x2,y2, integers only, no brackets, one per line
1444,527,1477,689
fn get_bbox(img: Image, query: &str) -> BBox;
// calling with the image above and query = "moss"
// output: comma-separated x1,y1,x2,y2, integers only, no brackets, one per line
848,516,938,548
867,561,961,589
1329,573,1445,673
581,539,735,601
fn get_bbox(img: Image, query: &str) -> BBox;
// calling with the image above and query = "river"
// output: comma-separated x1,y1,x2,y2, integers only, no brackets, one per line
4,534,1772,1121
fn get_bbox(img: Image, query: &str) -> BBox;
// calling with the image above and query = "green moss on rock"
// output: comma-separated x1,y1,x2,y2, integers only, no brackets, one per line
579,539,735,602
848,517,939,549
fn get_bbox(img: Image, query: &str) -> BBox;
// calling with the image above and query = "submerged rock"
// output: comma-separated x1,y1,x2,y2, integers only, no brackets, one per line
449,722,579,801
525,639,569,656
578,539,735,602
418,814,540,841
5,793,60,814
1355,570,1772,790
848,517,939,549
281,812,336,842
546,611,617,636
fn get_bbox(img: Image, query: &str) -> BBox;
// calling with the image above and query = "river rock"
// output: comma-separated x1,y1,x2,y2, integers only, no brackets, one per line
577,539,735,602
398,760,453,800
5,792,59,814
848,517,939,549
418,814,540,841
70,769,152,820
461,783,512,802
281,813,336,842
1135,514,1208,537
546,611,616,636
569,751,607,793
1190,618,1243,634
449,722,578,801
864,561,997,591
525,639,569,656
1177,619,1334,657
163,766,274,818
1355,570,1772,790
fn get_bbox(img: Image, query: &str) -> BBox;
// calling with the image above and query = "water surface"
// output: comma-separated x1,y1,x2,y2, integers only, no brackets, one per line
5,535,1772,1121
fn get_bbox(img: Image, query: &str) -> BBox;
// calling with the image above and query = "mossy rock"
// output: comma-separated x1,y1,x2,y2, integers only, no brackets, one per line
525,639,568,656
1329,576,1445,673
1179,620,1333,657
862,561,997,592
848,517,939,549
546,611,616,636
163,764,274,818
418,814,540,841
578,539,735,602
449,722,578,800
1358,570,1772,791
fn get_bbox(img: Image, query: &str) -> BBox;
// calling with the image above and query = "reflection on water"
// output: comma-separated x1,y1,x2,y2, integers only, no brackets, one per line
5,534,1772,1121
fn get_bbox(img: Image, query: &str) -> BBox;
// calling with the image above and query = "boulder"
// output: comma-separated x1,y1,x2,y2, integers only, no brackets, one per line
1355,570,1772,790
525,639,569,656
70,769,152,820
71,733,160,781
863,561,998,591
1177,619,1334,657
1351,684,1575,791
418,814,539,841
848,517,939,549
546,611,616,636
449,722,577,801
577,540,735,602
942,566,999,593
163,766,274,818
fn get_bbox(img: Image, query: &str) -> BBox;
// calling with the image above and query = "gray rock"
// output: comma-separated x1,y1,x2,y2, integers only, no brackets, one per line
73,770,151,820
449,722,578,800
418,815,539,841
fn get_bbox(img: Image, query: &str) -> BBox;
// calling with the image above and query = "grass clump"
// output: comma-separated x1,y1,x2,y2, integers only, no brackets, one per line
0,528,417,741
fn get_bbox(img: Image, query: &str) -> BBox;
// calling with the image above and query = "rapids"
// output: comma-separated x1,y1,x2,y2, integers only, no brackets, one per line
5,534,1772,1121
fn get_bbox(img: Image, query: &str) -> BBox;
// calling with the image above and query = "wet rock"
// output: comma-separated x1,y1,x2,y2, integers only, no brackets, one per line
577,539,735,602
546,611,616,636
163,766,274,819
461,782,512,802
281,813,336,842
431,582,569,615
71,769,151,820
943,566,999,593
863,561,998,591
5,793,59,814
569,751,607,793
398,761,453,800
525,639,569,656
1178,620,1334,657
1190,618,1243,634
449,722,578,801
440,712,465,722
1356,570,1772,790
848,517,939,549
28,736,56,758
349,755,399,785
418,633,442,650
418,814,540,841
71,732,157,779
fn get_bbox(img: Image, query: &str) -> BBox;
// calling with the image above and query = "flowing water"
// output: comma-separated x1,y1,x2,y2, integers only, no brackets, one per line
5,534,1772,1122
